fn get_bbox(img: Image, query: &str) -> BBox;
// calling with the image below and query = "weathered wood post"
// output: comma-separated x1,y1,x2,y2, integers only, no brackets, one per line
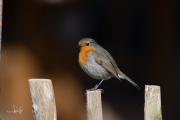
144,85,162,120
28,79,57,120
0,0,3,64
86,89,103,120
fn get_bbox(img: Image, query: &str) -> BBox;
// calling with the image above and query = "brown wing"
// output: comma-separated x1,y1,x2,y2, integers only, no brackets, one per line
92,48,122,82
92,45,141,90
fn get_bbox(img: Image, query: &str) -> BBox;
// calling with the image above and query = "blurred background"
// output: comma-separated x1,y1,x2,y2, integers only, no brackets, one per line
0,0,180,120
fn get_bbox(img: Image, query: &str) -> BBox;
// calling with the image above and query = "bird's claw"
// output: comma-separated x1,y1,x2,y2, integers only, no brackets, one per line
86,88,104,93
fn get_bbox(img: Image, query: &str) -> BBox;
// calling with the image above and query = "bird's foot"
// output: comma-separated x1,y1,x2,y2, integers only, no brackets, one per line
87,84,99,91
87,87,97,91
86,87,104,93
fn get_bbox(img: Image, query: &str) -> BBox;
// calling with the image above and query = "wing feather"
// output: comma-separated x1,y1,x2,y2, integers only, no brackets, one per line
92,45,140,90
92,48,122,82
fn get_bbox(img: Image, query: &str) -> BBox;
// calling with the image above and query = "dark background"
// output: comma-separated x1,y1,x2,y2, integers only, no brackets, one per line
0,0,180,120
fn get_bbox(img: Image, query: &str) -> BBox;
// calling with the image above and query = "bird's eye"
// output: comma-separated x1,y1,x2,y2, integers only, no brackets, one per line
86,43,89,46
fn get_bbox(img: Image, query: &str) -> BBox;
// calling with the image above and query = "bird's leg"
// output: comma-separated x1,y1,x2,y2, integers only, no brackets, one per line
94,79,104,89
88,79,104,91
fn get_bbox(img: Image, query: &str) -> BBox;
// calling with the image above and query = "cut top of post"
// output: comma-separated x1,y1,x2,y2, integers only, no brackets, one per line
29,79,51,82
145,85,159,89
86,89,103,93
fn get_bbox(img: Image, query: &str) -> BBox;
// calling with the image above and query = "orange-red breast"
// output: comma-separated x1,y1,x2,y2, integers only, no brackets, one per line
77,38,140,90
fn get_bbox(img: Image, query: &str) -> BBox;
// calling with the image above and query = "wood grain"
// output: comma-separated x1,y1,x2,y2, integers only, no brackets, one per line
0,0,2,62
86,89,103,120
145,85,162,120
29,79,57,120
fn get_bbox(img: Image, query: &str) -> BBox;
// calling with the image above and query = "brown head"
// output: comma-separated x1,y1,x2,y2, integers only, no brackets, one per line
77,38,97,67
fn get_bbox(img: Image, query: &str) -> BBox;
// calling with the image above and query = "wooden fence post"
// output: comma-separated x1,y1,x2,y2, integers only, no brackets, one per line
86,89,103,120
0,0,3,63
144,85,162,120
28,79,57,120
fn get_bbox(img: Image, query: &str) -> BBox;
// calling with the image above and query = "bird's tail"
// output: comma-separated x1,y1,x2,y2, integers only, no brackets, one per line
117,70,141,90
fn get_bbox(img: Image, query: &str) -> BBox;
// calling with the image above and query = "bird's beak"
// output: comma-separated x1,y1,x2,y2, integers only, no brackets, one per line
76,45,82,48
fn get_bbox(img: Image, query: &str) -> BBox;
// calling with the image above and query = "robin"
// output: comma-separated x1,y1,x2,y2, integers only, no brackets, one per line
77,38,140,90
